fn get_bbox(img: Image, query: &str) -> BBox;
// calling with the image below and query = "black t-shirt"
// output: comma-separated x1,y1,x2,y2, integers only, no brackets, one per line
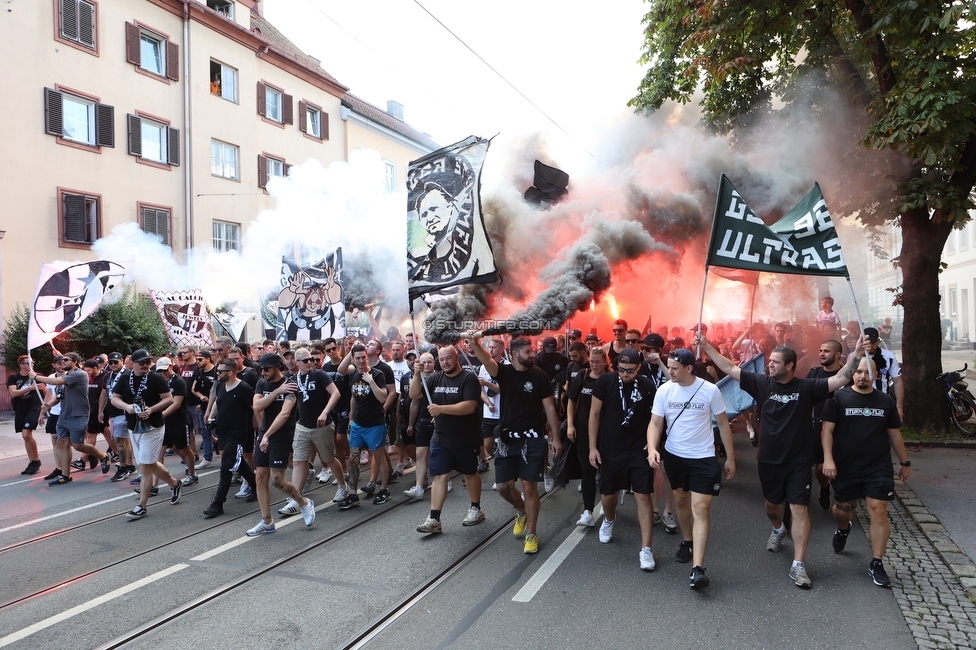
401,371,433,427
740,371,830,465
214,380,254,437
179,363,200,406
567,371,600,440
458,352,482,376
427,370,482,448
87,371,104,415
7,373,41,411
822,387,901,477
327,371,351,423
374,360,395,402
566,361,589,386
494,363,554,435
113,370,170,430
101,369,125,418
591,373,656,451
295,369,336,429
192,365,217,403
349,368,387,427
534,351,570,384
639,362,668,388
164,374,188,432
255,377,297,435
807,366,844,424
237,366,259,389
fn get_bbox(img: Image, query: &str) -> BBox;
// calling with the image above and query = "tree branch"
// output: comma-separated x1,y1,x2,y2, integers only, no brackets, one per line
844,0,896,96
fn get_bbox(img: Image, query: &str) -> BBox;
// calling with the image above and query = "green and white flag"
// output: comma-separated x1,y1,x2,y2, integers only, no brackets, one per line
706,174,848,277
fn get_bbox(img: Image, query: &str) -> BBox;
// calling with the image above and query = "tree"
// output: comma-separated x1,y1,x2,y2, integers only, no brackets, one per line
631,0,976,432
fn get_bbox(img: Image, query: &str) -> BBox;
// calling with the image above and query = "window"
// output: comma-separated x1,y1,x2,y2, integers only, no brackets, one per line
256,82,292,125
57,0,97,51
44,87,114,149
213,220,241,252
126,114,179,165
209,60,237,102
126,22,178,81
58,188,100,248
258,155,290,188
206,0,234,18
384,160,397,193
961,226,969,251
951,288,958,317
211,139,239,180
139,204,171,246
299,100,328,140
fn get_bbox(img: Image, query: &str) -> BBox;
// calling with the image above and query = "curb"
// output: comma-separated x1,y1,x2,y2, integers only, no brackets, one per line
903,439,976,449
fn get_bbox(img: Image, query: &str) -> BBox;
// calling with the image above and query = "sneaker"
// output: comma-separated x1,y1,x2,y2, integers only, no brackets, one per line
404,457,415,469
337,493,360,510
676,540,693,564
789,563,812,588
43,469,63,480
130,474,142,485
317,468,333,484
100,454,111,474
818,486,831,510
373,488,391,505
126,506,147,520
576,511,595,527
477,460,489,473
639,547,656,571
301,498,316,527
165,448,176,456
203,502,224,518
361,481,376,496
22,460,41,475
394,462,404,474
447,480,453,493
653,511,661,526
462,506,485,526
196,458,212,470
111,466,133,482
235,484,252,499
663,512,678,534
523,533,539,554
110,452,120,463
245,488,257,503
134,486,160,496
767,528,787,552
182,474,199,487
388,470,401,484
869,559,891,587
690,565,710,589
544,473,554,493
750,434,758,447
417,516,442,534
278,499,301,517
48,474,73,485
170,480,183,504
599,518,614,544
70,459,86,471
246,519,276,536
230,474,242,487
492,483,498,491
513,513,527,537
333,486,350,503
832,525,851,553
404,485,425,500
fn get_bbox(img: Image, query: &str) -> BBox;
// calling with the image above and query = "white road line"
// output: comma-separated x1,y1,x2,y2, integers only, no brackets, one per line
0,477,45,488
512,504,602,603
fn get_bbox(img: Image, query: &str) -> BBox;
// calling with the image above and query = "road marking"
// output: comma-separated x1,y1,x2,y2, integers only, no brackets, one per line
511,504,602,603
0,477,45,488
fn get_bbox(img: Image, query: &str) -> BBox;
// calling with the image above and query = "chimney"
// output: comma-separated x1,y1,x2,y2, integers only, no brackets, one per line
386,100,404,121
252,0,263,16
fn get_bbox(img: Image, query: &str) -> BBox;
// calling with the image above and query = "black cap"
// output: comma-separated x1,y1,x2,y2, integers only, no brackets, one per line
641,334,665,349
52,355,65,363
670,348,696,366
585,333,600,343
617,348,642,365
130,349,152,363
198,350,212,359
864,327,880,342
258,353,285,369
569,328,582,339
108,352,123,361
543,336,557,352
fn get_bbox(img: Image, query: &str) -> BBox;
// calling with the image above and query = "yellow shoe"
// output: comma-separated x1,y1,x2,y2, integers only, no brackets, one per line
524,533,539,554
513,513,527,537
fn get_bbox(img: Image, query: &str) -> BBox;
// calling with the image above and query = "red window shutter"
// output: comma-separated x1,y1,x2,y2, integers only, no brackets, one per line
322,112,329,140
168,127,180,166
63,193,87,242
282,93,293,125
284,163,292,177
127,114,142,156
298,100,307,133
256,82,266,116
95,103,114,147
78,1,95,48
166,41,179,81
125,22,140,65
44,88,64,136
257,155,268,188
60,0,78,39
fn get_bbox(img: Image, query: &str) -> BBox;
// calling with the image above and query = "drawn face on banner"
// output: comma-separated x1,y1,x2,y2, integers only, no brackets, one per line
33,261,125,336
418,186,460,242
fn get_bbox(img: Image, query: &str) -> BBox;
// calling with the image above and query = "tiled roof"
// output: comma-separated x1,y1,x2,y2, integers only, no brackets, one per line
341,93,440,150
249,12,346,89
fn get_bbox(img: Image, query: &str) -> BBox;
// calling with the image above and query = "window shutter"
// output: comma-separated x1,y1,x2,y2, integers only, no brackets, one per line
298,100,307,133
168,127,180,166
44,88,64,136
95,103,114,147
125,22,140,65
282,93,293,125
166,41,179,81
257,155,268,188
322,112,329,140
78,1,95,47
60,0,78,39
157,210,170,245
127,114,142,156
256,82,266,116
64,193,87,242
284,163,292,177
142,206,156,236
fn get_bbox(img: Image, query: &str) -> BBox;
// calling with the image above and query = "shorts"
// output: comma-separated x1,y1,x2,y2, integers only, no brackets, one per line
87,415,105,435
494,437,547,484
399,421,415,446
663,448,721,496
111,415,129,439
414,420,434,448
45,413,59,435
386,409,397,446
254,429,295,468
186,405,203,432
482,418,500,440
336,414,349,437
15,407,41,432
56,415,88,445
811,421,825,465
598,447,654,495
294,422,336,463
757,461,812,506
429,442,480,477
348,422,387,451
131,426,165,465
162,421,190,450
832,474,895,503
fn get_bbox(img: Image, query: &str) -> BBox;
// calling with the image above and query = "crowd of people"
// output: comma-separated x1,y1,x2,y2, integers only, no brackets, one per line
6,296,910,590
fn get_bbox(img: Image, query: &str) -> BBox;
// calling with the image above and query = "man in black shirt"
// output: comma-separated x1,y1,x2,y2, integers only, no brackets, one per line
822,357,911,588
8,355,43,474
190,350,217,467
699,336,861,589
566,347,606,527
203,358,258,517
155,357,198,487
808,340,849,510
412,346,484,534
466,334,561,555
100,352,135,481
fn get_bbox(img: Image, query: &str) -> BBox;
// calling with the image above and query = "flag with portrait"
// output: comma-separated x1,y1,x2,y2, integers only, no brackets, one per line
276,249,345,342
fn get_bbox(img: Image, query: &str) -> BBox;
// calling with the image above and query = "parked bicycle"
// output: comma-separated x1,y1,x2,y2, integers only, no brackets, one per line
940,364,976,435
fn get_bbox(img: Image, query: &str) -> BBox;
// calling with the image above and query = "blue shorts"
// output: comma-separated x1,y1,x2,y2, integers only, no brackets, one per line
56,415,88,445
429,442,479,477
348,422,387,451
111,415,129,439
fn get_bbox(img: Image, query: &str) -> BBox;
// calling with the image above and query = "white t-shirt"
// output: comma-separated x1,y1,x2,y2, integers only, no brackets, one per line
478,361,506,419
388,360,411,394
652,379,727,460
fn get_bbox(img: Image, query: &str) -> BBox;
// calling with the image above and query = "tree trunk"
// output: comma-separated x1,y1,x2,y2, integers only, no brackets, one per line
899,206,953,433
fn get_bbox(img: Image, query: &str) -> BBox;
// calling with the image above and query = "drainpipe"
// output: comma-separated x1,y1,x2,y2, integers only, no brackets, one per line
182,0,193,256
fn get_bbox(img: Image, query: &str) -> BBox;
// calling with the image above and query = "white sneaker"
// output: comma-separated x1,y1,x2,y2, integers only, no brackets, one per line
333,486,349,503
235,484,251,499
278,499,300,516
492,483,497,491
196,458,212,470
394,462,404,474
245,519,275,536
300,498,316,527
403,485,425,499
462,506,485,526
599,518,614,543
403,458,415,469
576,510,595,527
447,480,453,493
640,547,656,571
544,474,554,493
317,468,333,484
578,482,582,492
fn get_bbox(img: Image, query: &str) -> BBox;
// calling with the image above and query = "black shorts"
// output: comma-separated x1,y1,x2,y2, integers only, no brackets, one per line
663,448,721,496
812,421,825,464
162,421,190,450
429,443,479,477
386,409,397,445
15,407,41,433
757,461,811,506
399,422,415,446
253,430,294,469
46,414,59,435
415,420,434,448
832,474,895,503
336,414,349,437
482,418,500,440
598,447,653,495
87,415,105,435
494,437,547,483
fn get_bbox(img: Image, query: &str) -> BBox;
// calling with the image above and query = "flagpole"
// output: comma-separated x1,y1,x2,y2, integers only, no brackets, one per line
697,267,709,358
698,173,726,358
749,282,757,327
845,275,874,382
409,302,433,403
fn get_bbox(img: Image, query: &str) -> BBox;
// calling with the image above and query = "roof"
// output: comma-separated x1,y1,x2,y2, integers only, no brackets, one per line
341,93,440,151
249,12,345,89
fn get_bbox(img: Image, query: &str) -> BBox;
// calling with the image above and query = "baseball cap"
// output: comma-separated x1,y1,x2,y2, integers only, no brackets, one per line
864,327,880,342
130,349,152,363
585,333,600,343
198,350,212,359
108,352,123,361
52,355,65,364
543,336,557,352
405,350,418,360
669,348,696,366
641,333,665,349
258,352,285,369
569,328,582,339
155,357,173,371
282,349,295,357
617,348,642,365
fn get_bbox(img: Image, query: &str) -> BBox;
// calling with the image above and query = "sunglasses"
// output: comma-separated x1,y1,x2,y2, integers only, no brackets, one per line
613,328,625,333
311,357,322,362
137,360,153,366
298,358,314,364
617,365,639,374
109,360,121,365
625,339,640,344
323,347,336,353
